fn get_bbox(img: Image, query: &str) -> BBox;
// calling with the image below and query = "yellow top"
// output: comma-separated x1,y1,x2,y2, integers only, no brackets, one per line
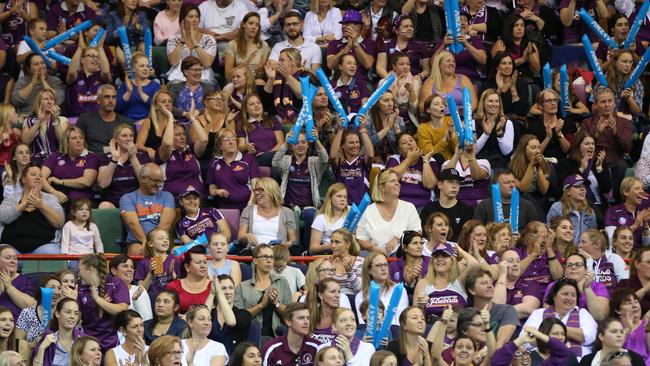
416,116,458,160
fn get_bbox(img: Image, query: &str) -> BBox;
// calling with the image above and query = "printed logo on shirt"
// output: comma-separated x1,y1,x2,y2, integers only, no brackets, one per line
76,159,86,168
619,217,627,225
350,90,360,100
78,94,97,103
58,159,66,166
215,163,221,171
426,295,460,307
233,165,244,172
225,16,235,26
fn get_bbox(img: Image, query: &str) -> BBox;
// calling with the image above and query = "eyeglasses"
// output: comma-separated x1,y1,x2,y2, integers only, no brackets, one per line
221,136,237,142
143,175,165,184
514,351,531,359
565,262,585,268
543,98,560,104
188,67,203,72
318,268,336,274
253,187,265,193
84,54,99,59
256,255,274,261
606,350,628,362
372,263,389,269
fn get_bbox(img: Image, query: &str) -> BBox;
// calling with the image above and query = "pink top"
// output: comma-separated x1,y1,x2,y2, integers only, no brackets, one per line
153,10,180,45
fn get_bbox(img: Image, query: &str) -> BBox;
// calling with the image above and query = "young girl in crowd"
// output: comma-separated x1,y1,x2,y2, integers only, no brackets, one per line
143,290,186,345
177,189,231,244
0,306,29,361
61,199,104,256
330,126,375,205
331,54,369,115
207,232,242,285
310,183,350,254
135,228,180,306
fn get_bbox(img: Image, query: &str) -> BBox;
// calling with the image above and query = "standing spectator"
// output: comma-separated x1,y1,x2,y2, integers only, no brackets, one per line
46,0,96,39
268,11,322,70
198,0,248,65
77,85,135,156
224,12,270,80
329,125,374,206
119,163,176,256
61,199,104,256
260,302,319,366
21,89,68,163
66,36,112,118
11,54,65,116
326,10,377,84
303,0,342,47
474,89,515,171
102,0,150,48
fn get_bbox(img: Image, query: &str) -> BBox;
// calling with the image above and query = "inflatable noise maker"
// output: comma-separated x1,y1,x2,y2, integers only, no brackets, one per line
353,74,396,127
118,26,134,79
88,28,106,47
365,280,404,348
343,193,371,232
462,87,474,145
581,35,608,87
315,68,350,127
40,287,54,332
578,9,618,49
172,233,208,256
560,64,569,118
24,20,94,69
144,27,153,68
287,76,318,145
444,0,464,54
491,185,520,234
625,0,650,49
543,63,552,90
624,46,650,89
449,96,464,148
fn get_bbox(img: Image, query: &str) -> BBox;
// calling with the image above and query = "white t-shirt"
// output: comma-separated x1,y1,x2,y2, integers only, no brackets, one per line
181,339,229,366
166,34,217,83
302,8,343,43
587,251,630,283
252,206,281,244
354,283,409,326
269,39,323,70
355,200,421,253
274,266,306,294
198,0,248,34
311,213,346,244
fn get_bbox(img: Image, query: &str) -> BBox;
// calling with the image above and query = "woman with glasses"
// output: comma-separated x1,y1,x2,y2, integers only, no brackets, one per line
115,52,161,122
522,278,598,360
66,39,112,118
205,274,251,354
167,56,215,120
492,324,573,366
207,128,260,211
165,246,212,314
237,177,298,254
147,335,183,366
235,244,292,341
181,305,229,366
493,249,542,320
542,253,610,321
298,258,353,308
609,288,650,365
525,89,572,162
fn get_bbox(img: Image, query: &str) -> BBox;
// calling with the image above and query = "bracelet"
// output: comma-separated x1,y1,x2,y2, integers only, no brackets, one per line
61,180,65,187
111,159,119,164
547,256,556,261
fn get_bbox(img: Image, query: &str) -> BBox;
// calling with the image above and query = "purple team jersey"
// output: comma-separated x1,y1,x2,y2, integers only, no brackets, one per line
389,256,430,284
506,278,541,306
46,3,96,33
261,335,320,366
43,151,98,201
558,0,597,44
98,151,150,206
68,71,103,117
605,198,650,250
206,153,260,210
333,155,369,205
379,39,433,76
311,326,337,345
284,158,312,208
77,275,130,352
135,255,181,305
332,78,370,114
176,207,225,240
423,287,467,318
0,275,35,318
386,155,439,208
515,246,559,300
543,280,609,309
235,119,282,154
157,148,206,199
326,38,377,82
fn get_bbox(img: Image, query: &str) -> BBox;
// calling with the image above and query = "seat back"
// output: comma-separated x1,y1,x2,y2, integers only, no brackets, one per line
259,166,271,178
219,209,241,240
92,208,125,253
240,262,253,282
247,322,261,347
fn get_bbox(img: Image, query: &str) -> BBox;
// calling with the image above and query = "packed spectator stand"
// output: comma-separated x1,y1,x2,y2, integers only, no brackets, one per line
0,0,649,364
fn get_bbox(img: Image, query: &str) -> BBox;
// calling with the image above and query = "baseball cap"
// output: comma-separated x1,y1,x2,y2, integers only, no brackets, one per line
431,242,456,257
439,168,463,182
340,10,363,24
563,175,590,190
179,186,201,199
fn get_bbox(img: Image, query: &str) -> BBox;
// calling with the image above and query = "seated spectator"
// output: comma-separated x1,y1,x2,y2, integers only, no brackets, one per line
484,222,514,264
604,177,650,250
119,163,176,255
69,336,103,366
0,0,37,48
205,274,252,354
547,175,599,243
376,16,432,80
143,290,186,345
268,11,322,71
166,4,217,86
435,13,488,81
237,177,298,252
303,0,342,47
66,36,112,118
307,278,343,344
326,10,376,84
400,0,444,43
109,255,153,322
389,230,429,295
417,94,458,160
525,89,572,162
298,257,352,308
2,143,30,199
597,13,647,68
195,91,236,163
236,94,285,167
327,228,363,296
363,89,406,160
457,220,497,275
558,130,611,210
356,169,421,254
167,56,215,120
271,246,306,295
32,298,84,366
61,199,104,257
605,50,644,117
16,18,47,65
177,187,230,243
260,302,319,365
613,226,635,266
330,125,374,205
522,278,598,359
491,14,541,79
579,88,632,202
104,310,148,366
59,24,118,78
115,53,161,122
136,90,175,160
473,89,514,171
386,306,435,365
21,89,68,163
514,0,561,44
529,69,590,120
491,325,572,366
136,228,181,304
46,0,95,39
103,0,150,48
222,65,256,111
207,128,260,211
197,0,248,65
324,308,374,364
582,318,647,366
549,216,577,261
0,165,65,254
0,104,20,167
508,135,551,208
386,131,438,209
153,0,181,46
493,249,542,319
420,50,477,114
310,183,349,253
235,244,293,340
11,54,65,116
482,52,530,120
77,85,135,156
224,12,270,80
461,0,501,42
609,288,650,364
515,221,563,295
579,230,629,290
165,246,212,314
422,212,454,256
77,253,130,352
442,143,490,207
97,123,149,208
181,305,229,366
263,48,305,124
41,127,99,205
207,233,241,283
619,247,650,314
14,274,60,344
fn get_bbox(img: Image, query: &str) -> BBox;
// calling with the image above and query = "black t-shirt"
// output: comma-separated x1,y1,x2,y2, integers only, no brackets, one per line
76,111,135,155
0,210,56,252
414,8,434,42
420,201,475,242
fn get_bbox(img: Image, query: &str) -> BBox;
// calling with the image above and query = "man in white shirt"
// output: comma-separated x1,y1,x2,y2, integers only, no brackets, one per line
198,0,248,64
269,11,322,71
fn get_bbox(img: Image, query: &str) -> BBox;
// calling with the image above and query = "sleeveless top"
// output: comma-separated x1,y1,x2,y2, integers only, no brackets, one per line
432,76,464,113
207,260,233,278
111,344,136,365
145,122,164,150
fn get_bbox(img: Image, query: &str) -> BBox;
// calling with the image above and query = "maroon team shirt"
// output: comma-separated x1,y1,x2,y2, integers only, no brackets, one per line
98,151,150,206
206,152,260,211
261,334,320,366
44,151,98,201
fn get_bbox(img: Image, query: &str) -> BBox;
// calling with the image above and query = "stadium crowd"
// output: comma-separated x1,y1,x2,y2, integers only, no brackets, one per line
0,0,648,363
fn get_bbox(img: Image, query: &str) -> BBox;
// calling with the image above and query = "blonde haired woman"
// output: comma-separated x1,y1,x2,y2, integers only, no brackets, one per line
237,177,298,252
474,89,514,170
546,175,598,244
604,177,650,250
356,169,421,255
354,251,409,326
181,305,228,366
310,183,349,253
136,90,175,160
303,0,342,47
298,257,352,308
419,50,477,114
329,228,364,295
224,12,270,80
0,104,20,167
70,336,102,366
21,88,68,163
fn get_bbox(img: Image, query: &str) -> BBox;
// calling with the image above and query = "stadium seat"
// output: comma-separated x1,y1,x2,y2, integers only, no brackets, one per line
92,208,125,254
152,46,171,79
219,209,241,239
240,262,252,282
247,321,261,347
259,166,271,178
